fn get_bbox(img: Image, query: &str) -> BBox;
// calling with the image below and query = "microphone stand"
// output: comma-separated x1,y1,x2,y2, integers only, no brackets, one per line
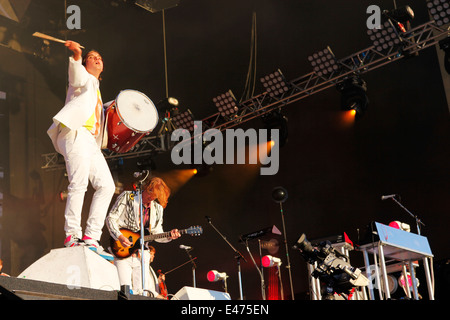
206,216,247,300
242,238,266,300
183,247,197,288
278,201,295,300
389,196,426,235
136,170,150,294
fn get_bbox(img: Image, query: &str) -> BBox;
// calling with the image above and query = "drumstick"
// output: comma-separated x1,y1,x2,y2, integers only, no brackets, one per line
32,32,85,49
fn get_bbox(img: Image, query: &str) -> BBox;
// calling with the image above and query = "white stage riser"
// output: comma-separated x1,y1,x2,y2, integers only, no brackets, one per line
18,246,120,291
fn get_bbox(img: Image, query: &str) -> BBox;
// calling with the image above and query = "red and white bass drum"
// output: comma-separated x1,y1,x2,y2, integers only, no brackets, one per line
105,90,158,153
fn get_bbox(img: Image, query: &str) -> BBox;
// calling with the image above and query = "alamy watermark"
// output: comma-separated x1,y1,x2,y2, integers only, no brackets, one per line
367,5,382,30
66,5,81,30
66,265,81,290
171,121,280,176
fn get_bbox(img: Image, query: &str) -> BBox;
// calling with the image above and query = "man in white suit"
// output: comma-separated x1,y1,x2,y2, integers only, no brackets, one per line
47,40,115,251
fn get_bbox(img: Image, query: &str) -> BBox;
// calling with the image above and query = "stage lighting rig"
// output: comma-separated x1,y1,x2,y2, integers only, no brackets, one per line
213,90,239,119
367,20,402,53
262,109,288,147
308,46,340,78
336,75,369,119
384,5,415,30
427,0,450,27
171,109,195,132
260,69,290,98
293,233,368,299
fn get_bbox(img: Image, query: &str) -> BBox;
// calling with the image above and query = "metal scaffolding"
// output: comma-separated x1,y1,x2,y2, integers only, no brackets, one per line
41,19,449,171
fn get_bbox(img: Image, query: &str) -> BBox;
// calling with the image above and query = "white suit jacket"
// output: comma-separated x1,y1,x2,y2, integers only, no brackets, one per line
47,57,106,153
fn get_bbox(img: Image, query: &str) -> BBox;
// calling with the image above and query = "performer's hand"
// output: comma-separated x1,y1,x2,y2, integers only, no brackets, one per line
118,234,132,247
65,40,82,61
170,229,181,240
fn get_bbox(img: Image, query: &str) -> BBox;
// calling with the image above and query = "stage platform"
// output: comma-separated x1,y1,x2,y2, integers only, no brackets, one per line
0,275,129,300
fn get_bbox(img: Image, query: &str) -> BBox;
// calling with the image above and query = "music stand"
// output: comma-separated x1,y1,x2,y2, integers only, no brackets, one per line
360,222,434,300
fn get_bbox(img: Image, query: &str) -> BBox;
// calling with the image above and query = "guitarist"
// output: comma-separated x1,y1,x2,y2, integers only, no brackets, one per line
106,177,181,296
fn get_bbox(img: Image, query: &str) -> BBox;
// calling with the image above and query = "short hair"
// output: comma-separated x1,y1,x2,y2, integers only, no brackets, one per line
82,50,103,80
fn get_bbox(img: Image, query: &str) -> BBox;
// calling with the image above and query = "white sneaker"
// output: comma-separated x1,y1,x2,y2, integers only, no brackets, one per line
82,235,104,253
64,235,82,248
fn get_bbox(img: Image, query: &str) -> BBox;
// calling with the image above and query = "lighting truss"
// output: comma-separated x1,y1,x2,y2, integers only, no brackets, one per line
41,20,450,170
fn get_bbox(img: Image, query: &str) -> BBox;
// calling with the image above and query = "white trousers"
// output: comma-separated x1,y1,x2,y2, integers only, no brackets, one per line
57,126,115,241
114,251,154,296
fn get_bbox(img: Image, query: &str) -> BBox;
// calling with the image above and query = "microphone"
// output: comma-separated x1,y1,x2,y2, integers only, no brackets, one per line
133,170,148,178
179,245,192,250
381,194,397,200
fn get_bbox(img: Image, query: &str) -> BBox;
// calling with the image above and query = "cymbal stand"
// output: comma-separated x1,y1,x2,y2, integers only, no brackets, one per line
206,216,247,300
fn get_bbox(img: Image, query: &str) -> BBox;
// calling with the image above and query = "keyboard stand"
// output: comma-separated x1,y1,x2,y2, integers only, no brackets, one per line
359,222,434,300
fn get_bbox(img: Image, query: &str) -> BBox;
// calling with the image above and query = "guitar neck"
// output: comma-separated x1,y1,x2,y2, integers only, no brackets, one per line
143,229,187,242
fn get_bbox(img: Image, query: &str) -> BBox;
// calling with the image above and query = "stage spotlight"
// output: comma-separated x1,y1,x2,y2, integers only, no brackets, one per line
439,37,450,74
260,69,290,98
207,270,228,282
157,97,179,111
171,109,195,132
262,255,282,268
385,5,415,27
367,20,402,52
336,76,369,119
190,163,212,177
308,46,339,77
213,90,239,118
427,0,450,27
262,109,288,147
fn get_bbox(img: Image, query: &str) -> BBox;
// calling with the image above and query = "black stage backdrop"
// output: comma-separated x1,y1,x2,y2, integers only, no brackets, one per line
0,0,449,301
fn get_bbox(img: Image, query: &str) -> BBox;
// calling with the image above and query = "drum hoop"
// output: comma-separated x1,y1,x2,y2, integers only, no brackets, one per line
114,89,159,133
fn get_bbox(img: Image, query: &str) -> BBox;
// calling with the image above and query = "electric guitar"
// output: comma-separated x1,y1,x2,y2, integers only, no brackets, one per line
110,226,203,258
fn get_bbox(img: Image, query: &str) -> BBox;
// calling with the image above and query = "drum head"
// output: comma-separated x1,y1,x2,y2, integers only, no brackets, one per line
115,90,158,133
